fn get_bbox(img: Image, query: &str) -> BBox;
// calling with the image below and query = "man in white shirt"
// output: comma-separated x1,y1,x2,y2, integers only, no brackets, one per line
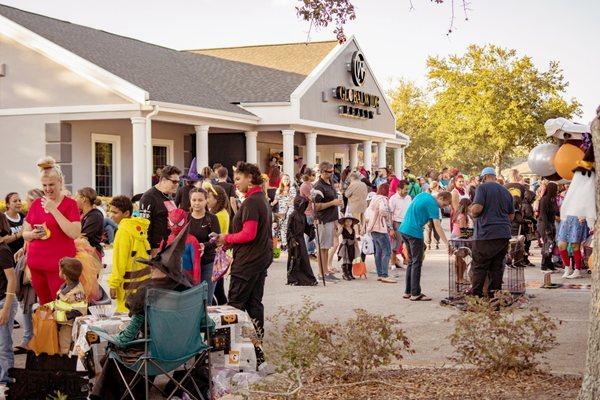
389,180,412,268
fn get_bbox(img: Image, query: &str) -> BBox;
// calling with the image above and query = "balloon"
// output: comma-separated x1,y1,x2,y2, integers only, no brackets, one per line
528,143,559,177
553,143,584,181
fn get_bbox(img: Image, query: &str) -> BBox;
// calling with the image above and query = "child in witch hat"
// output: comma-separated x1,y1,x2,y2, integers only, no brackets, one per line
337,215,360,281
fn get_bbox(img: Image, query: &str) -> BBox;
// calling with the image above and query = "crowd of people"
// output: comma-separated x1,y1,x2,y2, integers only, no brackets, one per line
0,151,594,394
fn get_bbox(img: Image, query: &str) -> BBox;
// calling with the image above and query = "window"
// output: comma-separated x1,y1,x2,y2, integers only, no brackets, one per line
152,139,174,173
95,142,113,196
153,146,168,171
91,134,121,197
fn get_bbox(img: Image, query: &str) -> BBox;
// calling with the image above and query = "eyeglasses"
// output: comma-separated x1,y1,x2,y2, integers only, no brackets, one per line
168,178,180,184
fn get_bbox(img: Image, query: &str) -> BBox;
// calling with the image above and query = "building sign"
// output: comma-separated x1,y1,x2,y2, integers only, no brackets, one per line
330,51,380,120
322,51,381,120
349,51,366,86
334,86,379,108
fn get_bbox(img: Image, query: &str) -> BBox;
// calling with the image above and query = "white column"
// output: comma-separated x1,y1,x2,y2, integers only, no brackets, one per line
378,141,387,168
363,140,372,173
245,131,258,164
145,121,153,187
349,143,358,170
195,125,209,169
394,147,403,177
282,130,295,177
305,132,317,169
131,117,148,194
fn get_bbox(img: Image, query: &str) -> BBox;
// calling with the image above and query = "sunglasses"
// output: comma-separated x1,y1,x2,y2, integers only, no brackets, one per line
323,169,334,174
167,178,180,184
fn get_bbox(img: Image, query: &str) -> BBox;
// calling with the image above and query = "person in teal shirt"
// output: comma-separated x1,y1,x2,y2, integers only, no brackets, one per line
399,191,451,301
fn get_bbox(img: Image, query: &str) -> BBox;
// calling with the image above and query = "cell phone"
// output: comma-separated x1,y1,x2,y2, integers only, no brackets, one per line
33,224,46,237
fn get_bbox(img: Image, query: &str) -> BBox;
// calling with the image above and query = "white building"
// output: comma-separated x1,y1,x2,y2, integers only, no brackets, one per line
0,4,409,196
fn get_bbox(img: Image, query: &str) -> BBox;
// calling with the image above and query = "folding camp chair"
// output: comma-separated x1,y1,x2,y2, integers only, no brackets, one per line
91,283,214,400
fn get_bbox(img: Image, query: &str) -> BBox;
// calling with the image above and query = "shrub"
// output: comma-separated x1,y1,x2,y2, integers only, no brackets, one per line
323,309,414,379
449,293,558,373
264,297,325,380
264,298,413,383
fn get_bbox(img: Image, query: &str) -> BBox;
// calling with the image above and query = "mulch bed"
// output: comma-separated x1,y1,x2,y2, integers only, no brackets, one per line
249,368,582,400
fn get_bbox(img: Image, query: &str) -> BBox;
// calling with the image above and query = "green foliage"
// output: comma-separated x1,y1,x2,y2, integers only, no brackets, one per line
388,44,581,174
449,293,558,373
388,79,437,173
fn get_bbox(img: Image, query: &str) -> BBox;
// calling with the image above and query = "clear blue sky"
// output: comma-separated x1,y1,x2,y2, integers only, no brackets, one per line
2,0,598,122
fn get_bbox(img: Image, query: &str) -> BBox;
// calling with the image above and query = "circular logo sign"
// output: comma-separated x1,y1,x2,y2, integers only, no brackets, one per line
350,51,366,86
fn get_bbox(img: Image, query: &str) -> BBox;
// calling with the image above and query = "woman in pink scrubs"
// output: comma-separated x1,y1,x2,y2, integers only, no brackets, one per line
22,157,81,304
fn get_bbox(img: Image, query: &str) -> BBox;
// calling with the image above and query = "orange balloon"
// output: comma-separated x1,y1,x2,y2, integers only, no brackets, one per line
553,144,584,180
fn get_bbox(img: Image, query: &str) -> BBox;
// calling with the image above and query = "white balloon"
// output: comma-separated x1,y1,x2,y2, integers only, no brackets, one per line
528,143,559,177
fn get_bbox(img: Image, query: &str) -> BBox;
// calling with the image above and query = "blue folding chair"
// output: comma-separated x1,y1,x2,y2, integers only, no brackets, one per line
92,283,214,400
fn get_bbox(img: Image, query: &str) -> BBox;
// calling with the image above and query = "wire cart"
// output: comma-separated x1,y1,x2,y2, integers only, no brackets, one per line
448,237,526,299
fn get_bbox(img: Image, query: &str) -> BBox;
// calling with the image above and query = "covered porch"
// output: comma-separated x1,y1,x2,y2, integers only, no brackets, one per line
50,108,407,196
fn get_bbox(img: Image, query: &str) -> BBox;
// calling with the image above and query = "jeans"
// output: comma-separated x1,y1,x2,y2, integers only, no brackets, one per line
19,303,33,345
0,298,18,384
103,218,118,244
201,262,215,304
305,216,316,255
371,232,391,278
402,234,425,296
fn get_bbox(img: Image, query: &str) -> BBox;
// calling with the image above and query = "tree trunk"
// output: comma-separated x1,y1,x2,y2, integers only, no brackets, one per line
578,110,600,399
493,152,503,176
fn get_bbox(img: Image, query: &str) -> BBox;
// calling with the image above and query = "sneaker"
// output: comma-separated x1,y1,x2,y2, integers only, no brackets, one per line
562,267,573,278
378,277,397,283
566,269,583,279
325,273,340,281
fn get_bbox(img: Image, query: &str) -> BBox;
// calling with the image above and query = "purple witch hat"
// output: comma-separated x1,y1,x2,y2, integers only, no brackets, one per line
182,157,200,182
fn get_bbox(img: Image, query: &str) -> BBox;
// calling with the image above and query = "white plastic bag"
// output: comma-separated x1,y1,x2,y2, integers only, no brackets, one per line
361,233,375,255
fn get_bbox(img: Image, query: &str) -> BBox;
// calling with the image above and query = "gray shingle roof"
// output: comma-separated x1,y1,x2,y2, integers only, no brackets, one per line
0,4,308,115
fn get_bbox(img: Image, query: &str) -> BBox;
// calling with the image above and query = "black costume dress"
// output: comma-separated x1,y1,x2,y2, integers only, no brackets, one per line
286,197,318,286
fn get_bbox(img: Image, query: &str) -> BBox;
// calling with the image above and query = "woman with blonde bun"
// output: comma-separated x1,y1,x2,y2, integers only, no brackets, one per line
22,157,81,304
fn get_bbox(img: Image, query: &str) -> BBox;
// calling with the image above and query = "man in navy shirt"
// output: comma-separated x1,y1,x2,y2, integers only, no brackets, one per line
469,167,515,297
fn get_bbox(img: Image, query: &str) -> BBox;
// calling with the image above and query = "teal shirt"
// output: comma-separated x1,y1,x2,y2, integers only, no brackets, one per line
399,192,441,239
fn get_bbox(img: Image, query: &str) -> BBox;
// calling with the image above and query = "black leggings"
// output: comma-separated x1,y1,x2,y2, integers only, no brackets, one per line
213,278,228,305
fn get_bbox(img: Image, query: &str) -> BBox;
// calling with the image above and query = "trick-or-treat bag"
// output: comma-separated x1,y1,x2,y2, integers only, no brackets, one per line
352,259,367,278
212,247,232,283
28,305,61,356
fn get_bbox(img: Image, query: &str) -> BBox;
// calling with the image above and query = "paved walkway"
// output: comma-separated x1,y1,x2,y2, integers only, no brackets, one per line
10,238,590,378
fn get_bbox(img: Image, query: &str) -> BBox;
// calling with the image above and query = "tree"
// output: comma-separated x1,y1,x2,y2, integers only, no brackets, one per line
578,107,600,400
426,44,580,173
296,1,471,42
387,79,437,172
295,0,356,42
